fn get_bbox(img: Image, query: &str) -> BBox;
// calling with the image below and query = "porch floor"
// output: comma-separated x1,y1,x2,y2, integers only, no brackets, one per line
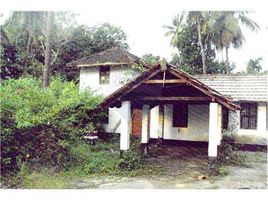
73,143,267,189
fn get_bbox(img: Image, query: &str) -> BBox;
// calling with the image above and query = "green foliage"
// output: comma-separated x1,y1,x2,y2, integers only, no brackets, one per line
141,54,160,66
218,166,229,177
0,77,103,175
1,11,129,81
246,57,263,74
218,135,246,166
119,137,144,171
169,24,229,75
69,136,145,176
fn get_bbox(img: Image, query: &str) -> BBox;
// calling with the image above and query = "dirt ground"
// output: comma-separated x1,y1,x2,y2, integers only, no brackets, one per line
72,144,267,189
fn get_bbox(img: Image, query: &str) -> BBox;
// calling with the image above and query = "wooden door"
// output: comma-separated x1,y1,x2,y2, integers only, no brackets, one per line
132,108,142,136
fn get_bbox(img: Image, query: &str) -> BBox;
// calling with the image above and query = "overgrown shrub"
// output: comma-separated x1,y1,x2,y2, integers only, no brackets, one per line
218,135,246,167
0,77,105,175
119,137,144,171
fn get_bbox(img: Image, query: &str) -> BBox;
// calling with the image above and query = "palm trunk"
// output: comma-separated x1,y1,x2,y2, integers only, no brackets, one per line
197,18,206,74
42,11,54,88
225,47,230,74
24,31,32,67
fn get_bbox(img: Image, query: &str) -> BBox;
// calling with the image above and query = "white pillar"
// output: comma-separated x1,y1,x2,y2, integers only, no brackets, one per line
208,103,222,157
163,104,173,139
141,105,150,143
257,102,267,135
150,106,160,139
157,105,164,139
120,101,131,151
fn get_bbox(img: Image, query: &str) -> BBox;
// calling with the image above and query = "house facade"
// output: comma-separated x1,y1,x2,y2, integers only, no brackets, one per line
67,48,267,157
196,75,267,145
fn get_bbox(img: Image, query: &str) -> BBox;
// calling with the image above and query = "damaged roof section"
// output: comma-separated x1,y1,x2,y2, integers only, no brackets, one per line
98,62,240,111
66,47,142,67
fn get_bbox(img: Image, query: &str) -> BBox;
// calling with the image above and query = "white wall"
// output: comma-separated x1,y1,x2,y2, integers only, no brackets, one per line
149,104,210,141
236,102,267,137
79,66,140,96
79,66,141,133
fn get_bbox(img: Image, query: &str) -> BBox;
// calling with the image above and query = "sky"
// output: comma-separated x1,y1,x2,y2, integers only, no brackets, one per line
1,0,268,72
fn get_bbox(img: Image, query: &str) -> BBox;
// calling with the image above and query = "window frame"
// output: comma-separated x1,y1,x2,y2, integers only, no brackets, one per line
99,66,110,85
240,102,258,130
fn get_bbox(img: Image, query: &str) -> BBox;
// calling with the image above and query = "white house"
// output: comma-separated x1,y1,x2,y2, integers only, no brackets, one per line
67,47,267,169
196,75,268,145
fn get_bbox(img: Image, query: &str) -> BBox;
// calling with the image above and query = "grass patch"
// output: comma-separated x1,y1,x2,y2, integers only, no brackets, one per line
4,134,162,188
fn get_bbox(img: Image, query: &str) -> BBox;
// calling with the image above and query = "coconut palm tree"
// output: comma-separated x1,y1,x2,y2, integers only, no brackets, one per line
163,13,185,48
42,11,54,88
4,11,46,66
186,11,216,74
211,11,259,74
164,11,213,74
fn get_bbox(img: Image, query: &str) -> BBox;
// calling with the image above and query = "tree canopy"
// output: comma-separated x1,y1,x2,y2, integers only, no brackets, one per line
164,11,259,75
1,12,129,81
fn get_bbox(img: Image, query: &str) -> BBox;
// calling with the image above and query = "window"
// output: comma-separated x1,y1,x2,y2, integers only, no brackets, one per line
240,103,257,129
222,107,229,130
99,66,110,84
173,103,188,127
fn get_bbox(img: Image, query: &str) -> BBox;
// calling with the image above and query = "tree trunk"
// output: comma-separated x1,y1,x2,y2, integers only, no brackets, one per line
197,18,206,74
42,11,54,88
225,47,230,74
24,31,32,67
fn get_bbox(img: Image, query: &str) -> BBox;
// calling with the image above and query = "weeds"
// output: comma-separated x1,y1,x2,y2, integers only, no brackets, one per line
218,166,229,177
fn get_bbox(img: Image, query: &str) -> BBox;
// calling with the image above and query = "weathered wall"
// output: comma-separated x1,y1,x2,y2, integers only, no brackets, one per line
235,102,267,137
79,66,140,96
149,104,210,141
232,102,268,144
79,66,140,133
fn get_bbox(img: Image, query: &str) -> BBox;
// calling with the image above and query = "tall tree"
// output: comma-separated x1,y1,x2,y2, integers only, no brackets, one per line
3,12,46,67
211,11,260,74
164,12,213,74
163,14,185,47
187,11,216,74
169,24,226,75
42,12,54,88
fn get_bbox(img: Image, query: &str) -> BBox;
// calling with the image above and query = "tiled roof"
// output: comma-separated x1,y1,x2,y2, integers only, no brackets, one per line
66,47,141,67
195,74,268,102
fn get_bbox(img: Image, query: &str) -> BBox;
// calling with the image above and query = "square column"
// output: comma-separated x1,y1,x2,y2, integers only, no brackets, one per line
208,103,222,157
149,106,160,139
208,102,222,174
141,105,150,155
141,105,150,144
257,103,267,135
120,101,131,151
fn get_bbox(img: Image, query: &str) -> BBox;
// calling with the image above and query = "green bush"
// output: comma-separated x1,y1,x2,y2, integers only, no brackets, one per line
218,135,246,166
119,137,144,171
218,166,229,177
0,77,105,175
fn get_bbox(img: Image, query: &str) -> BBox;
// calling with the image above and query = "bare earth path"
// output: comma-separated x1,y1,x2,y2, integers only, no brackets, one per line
72,146,267,189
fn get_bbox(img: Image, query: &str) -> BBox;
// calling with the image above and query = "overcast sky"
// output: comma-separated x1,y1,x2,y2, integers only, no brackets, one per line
1,0,268,72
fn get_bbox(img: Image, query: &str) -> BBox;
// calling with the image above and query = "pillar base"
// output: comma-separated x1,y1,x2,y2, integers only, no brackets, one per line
157,138,163,147
141,143,149,156
120,150,125,158
208,156,218,176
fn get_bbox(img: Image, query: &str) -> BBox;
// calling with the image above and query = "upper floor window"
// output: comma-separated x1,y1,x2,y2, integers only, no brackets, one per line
99,66,110,84
240,103,257,129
